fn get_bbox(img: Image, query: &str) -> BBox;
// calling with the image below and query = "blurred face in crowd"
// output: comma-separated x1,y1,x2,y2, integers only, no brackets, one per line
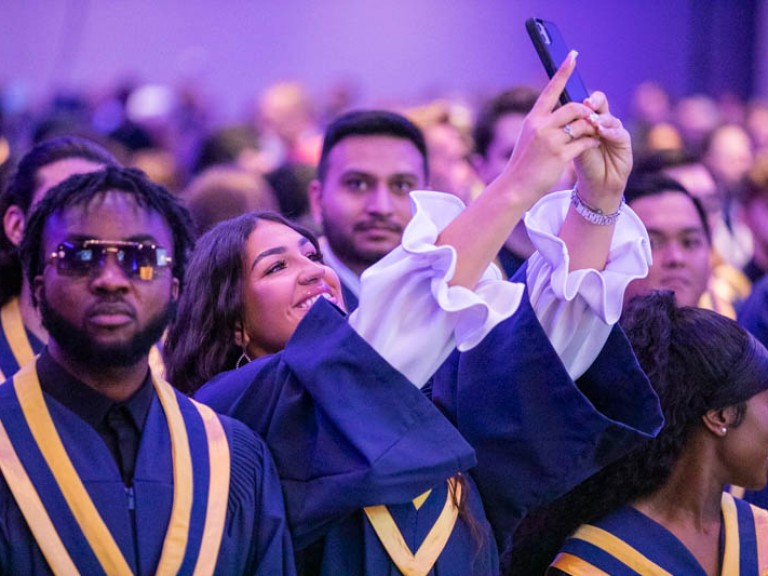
624,191,711,308
705,124,754,189
662,162,721,231
4,158,106,249
310,135,426,276
423,123,476,204
35,191,178,368
239,219,343,358
474,112,525,185
474,111,575,191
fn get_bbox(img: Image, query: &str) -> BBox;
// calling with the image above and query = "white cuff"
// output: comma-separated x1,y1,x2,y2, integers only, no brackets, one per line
525,190,652,325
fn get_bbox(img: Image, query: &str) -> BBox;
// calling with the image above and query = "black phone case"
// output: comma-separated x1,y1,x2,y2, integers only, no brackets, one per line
525,17,589,106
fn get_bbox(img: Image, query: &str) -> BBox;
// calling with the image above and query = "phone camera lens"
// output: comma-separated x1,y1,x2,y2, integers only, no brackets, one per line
536,22,551,44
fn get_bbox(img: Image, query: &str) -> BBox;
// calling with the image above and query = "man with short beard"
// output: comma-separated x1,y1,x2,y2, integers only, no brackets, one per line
309,110,428,311
1,167,293,574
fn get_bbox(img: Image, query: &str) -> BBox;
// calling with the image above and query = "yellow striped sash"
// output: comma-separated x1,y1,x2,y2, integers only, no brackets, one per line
721,492,740,575
566,524,673,575
191,399,230,576
0,417,79,574
549,552,611,575
363,477,460,576
0,362,230,574
0,297,36,381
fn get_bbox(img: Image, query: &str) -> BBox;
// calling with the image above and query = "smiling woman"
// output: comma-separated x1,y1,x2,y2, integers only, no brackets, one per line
164,211,328,392
240,219,342,357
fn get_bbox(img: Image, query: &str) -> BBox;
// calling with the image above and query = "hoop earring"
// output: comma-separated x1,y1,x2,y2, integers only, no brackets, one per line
236,349,252,369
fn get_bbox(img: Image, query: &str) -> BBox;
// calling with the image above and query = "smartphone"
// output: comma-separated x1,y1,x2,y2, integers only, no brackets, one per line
525,17,590,106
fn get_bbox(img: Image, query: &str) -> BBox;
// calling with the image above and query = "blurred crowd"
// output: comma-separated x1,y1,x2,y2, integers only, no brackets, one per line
2,77,768,309
4,65,768,574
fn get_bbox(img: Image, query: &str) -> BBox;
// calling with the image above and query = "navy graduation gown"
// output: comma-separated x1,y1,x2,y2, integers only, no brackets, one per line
195,298,482,573
307,473,498,575
550,493,768,575
431,275,664,546
0,297,43,380
0,368,294,575
339,278,359,312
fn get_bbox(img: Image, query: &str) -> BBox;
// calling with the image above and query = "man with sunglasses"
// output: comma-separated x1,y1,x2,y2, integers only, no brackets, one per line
0,167,293,574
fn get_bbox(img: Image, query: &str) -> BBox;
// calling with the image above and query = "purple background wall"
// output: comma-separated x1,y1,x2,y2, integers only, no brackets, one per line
1,1,765,122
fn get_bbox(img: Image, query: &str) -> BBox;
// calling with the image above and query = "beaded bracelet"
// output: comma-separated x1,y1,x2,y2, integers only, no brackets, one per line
570,187,624,226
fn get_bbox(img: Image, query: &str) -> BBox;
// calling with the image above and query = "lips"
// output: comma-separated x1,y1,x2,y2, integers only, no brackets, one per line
87,303,136,326
660,276,690,291
296,290,337,310
354,220,402,234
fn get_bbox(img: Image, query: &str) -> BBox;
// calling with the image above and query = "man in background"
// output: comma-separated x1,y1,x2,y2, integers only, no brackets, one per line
309,110,429,310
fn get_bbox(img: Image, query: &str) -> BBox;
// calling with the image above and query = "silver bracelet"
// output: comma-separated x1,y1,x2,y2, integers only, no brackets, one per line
570,187,624,226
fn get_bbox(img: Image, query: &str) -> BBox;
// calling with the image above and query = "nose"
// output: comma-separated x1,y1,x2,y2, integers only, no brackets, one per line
90,253,131,292
660,242,686,267
297,259,326,285
365,183,395,216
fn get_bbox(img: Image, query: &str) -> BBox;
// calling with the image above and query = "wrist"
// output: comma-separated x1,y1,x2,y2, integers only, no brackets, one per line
570,187,624,226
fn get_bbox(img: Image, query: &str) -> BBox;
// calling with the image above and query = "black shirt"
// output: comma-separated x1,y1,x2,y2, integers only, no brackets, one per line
37,349,154,486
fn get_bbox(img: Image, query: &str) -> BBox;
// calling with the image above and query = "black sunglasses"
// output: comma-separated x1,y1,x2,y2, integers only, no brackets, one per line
47,240,172,281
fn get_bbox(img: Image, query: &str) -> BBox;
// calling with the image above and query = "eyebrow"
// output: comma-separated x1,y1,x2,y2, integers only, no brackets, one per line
251,237,312,270
341,169,421,180
647,226,707,237
65,233,161,244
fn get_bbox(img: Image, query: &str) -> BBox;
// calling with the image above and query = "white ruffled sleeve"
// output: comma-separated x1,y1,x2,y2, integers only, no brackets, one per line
348,190,525,388
525,190,652,379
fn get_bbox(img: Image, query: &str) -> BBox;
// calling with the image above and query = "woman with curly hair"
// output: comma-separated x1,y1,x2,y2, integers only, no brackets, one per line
506,290,768,575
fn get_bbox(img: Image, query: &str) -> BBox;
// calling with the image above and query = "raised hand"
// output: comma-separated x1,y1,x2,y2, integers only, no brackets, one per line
573,90,633,213
499,50,601,208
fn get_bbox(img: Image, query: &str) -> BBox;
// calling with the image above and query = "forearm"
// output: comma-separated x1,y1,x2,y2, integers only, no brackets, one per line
525,191,651,378
436,172,532,289
559,202,619,272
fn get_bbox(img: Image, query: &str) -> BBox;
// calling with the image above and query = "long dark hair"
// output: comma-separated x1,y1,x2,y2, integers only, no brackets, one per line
163,211,321,394
503,291,768,575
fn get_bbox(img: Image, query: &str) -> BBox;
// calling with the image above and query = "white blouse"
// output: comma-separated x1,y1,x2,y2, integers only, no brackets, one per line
348,190,652,388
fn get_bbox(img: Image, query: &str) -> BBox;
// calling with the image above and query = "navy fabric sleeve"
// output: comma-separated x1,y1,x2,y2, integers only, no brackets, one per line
431,285,663,542
196,298,476,550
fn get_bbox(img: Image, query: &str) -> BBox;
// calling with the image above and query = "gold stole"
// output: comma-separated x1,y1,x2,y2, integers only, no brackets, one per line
0,297,36,381
551,493,768,576
721,491,768,575
552,524,674,576
363,477,461,576
0,362,230,575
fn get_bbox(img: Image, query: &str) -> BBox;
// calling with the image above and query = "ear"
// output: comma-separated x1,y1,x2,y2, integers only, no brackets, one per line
308,179,324,228
3,205,26,247
702,405,740,437
170,277,180,302
233,319,249,349
32,275,44,308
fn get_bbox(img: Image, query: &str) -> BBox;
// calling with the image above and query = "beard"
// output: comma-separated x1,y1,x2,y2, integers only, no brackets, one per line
39,294,173,370
321,212,402,271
